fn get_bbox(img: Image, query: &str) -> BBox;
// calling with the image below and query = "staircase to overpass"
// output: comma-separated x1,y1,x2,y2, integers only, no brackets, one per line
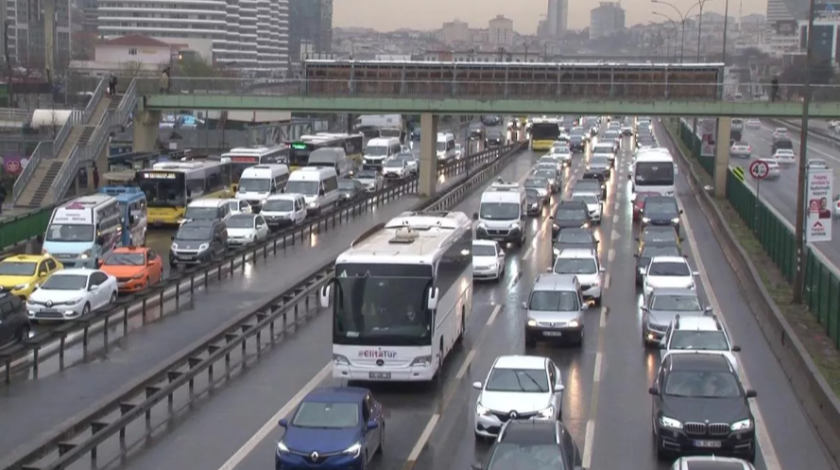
13,78,138,208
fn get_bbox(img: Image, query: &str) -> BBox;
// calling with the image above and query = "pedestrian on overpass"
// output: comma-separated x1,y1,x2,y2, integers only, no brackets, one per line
160,68,170,94
771,76,779,102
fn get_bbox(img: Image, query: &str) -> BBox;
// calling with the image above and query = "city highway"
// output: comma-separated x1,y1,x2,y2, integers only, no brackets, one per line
0,131,487,459
73,124,835,470
732,121,840,274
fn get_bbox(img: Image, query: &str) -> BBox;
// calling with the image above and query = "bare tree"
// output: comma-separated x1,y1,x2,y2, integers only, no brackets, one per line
71,32,96,61
119,60,146,81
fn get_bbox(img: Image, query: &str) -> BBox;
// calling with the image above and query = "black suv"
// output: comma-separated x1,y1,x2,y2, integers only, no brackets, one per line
472,420,582,470
650,353,757,462
486,131,503,146
0,293,28,346
170,220,228,267
551,201,591,237
642,196,683,233
568,135,585,153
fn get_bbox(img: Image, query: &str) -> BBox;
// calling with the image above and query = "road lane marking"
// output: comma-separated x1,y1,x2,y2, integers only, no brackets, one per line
582,419,596,468
216,363,332,470
583,306,609,469
456,349,477,380
679,194,782,470
404,414,441,467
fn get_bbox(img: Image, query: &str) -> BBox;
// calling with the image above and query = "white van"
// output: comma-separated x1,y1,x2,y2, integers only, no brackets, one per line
307,148,353,177
236,164,290,211
437,133,457,161
473,180,527,247
285,167,340,215
363,137,401,168
182,199,233,224
42,194,122,268
261,193,307,230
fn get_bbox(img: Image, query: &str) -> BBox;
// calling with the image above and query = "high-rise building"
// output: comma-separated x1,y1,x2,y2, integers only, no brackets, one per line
97,0,288,70
489,14,514,46
766,0,809,55
546,0,568,37
590,2,626,39
4,0,73,70
289,0,332,62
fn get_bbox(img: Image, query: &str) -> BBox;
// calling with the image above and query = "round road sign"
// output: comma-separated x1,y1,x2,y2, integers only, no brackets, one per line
749,160,769,180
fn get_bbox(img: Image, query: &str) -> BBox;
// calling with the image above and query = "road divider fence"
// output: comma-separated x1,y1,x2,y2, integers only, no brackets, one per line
663,118,840,466
0,141,525,470
0,144,516,385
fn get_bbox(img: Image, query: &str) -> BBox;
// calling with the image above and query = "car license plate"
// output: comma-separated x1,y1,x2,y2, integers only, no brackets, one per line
543,331,563,337
369,372,391,379
694,440,722,448
39,309,59,314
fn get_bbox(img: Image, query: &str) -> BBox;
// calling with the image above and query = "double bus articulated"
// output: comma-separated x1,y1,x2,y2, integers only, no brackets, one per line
220,146,289,191
529,119,562,151
135,160,233,226
288,133,365,170
320,211,473,382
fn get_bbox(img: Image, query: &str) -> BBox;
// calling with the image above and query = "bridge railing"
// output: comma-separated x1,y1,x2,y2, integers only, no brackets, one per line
135,77,840,102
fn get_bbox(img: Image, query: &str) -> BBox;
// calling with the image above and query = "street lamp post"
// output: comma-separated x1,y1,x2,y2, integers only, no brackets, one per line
793,0,819,304
721,0,730,64
695,0,710,60
653,11,684,62
652,0,713,62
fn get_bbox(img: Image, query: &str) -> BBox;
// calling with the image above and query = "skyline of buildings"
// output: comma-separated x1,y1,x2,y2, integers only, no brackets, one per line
590,2,626,39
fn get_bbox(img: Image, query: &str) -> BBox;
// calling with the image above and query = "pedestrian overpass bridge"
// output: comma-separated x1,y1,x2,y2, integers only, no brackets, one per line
135,60,840,118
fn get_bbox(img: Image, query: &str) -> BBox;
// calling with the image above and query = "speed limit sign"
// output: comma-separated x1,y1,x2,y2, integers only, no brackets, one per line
749,160,769,180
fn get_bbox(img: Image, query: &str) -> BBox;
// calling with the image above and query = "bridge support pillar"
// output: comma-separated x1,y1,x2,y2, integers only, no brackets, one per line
714,117,731,198
418,113,439,198
133,110,161,153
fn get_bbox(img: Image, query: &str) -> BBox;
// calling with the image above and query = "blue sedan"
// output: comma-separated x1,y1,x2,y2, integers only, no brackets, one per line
275,386,385,470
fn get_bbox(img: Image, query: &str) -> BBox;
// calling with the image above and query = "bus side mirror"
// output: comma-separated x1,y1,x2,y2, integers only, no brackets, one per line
319,285,331,308
427,287,439,311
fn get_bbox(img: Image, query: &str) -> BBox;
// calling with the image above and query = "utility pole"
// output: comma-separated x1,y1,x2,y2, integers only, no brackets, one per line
793,0,818,304
43,0,56,85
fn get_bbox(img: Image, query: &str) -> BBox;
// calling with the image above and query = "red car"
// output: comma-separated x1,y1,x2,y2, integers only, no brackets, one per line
633,192,660,221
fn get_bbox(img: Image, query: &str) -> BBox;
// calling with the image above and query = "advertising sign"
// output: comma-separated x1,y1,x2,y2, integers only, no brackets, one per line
806,168,834,243
815,2,840,20
699,119,717,157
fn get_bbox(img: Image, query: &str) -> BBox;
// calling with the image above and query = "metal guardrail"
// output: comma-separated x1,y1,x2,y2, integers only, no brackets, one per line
82,79,106,123
0,144,511,385
0,139,523,470
133,77,840,103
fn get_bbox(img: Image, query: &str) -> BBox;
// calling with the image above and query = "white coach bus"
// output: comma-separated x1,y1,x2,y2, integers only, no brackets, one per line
320,211,473,382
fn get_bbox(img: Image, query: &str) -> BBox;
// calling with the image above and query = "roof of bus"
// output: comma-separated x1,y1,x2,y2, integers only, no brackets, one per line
149,160,227,172
60,193,115,209
337,211,471,265
634,149,674,161
221,145,288,156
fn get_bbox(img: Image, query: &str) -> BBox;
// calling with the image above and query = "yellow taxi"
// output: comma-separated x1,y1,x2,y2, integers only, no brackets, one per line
0,254,64,300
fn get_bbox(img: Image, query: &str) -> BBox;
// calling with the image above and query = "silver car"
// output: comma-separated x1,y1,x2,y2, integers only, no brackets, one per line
353,169,383,193
524,274,588,346
641,288,710,346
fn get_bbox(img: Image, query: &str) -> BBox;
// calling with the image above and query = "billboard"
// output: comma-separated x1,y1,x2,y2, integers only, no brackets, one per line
806,168,834,243
774,19,799,36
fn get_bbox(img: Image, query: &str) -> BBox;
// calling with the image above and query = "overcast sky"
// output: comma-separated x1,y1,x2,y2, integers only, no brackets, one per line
334,0,766,32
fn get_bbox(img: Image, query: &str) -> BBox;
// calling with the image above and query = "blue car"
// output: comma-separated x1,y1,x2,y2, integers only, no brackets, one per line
275,387,385,470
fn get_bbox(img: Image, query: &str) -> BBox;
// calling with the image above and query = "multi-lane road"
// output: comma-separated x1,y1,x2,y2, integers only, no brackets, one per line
730,120,840,273
0,120,835,470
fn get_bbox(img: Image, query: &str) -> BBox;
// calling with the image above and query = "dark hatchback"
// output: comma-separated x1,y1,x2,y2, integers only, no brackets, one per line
650,354,757,462
635,243,682,284
575,178,606,199
486,132,504,146
169,220,228,267
586,156,612,179
568,135,586,153
338,179,364,203
642,196,683,232
553,227,598,261
551,201,591,237
525,189,543,216
473,420,582,470
0,293,28,347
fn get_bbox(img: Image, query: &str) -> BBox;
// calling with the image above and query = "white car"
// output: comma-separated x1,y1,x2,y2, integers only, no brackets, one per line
569,193,602,223
26,269,118,321
473,355,564,438
354,169,384,193
472,240,505,281
643,256,699,298
772,128,789,140
659,315,741,374
454,143,464,160
764,159,781,179
222,198,253,215
225,213,269,246
548,146,573,167
745,118,761,129
729,141,752,158
807,158,829,170
382,159,409,180
395,152,419,175
551,248,605,305
773,148,796,166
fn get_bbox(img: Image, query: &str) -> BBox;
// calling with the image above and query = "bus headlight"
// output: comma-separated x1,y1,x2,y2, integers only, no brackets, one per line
332,354,350,365
411,355,432,366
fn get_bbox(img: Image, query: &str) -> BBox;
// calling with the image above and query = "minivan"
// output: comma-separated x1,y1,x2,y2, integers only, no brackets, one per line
285,167,340,215
524,274,587,347
261,194,307,230
307,148,353,177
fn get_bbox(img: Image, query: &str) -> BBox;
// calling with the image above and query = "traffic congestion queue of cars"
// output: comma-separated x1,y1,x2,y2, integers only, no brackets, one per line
263,116,757,470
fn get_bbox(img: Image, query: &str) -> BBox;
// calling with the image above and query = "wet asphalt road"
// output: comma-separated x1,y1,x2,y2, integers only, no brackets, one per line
88,125,836,470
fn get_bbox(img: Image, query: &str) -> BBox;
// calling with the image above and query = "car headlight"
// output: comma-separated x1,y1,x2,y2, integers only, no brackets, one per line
671,218,680,224
567,319,580,327
80,250,91,259
537,406,554,418
476,403,490,416
308,202,318,208
488,263,498,270
276,441,290,453
659,416,683,429
131,273,145,280
171,243,178,250
199,243,209,251
642,217,651,223
511,223,520,230
343,443,362,458
527,318,537,326
687,282,695,289
553,248,560,257
530,203,539,209
477,223,487,230
13,283,29,290
592,277,600,285
731,419,753,431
